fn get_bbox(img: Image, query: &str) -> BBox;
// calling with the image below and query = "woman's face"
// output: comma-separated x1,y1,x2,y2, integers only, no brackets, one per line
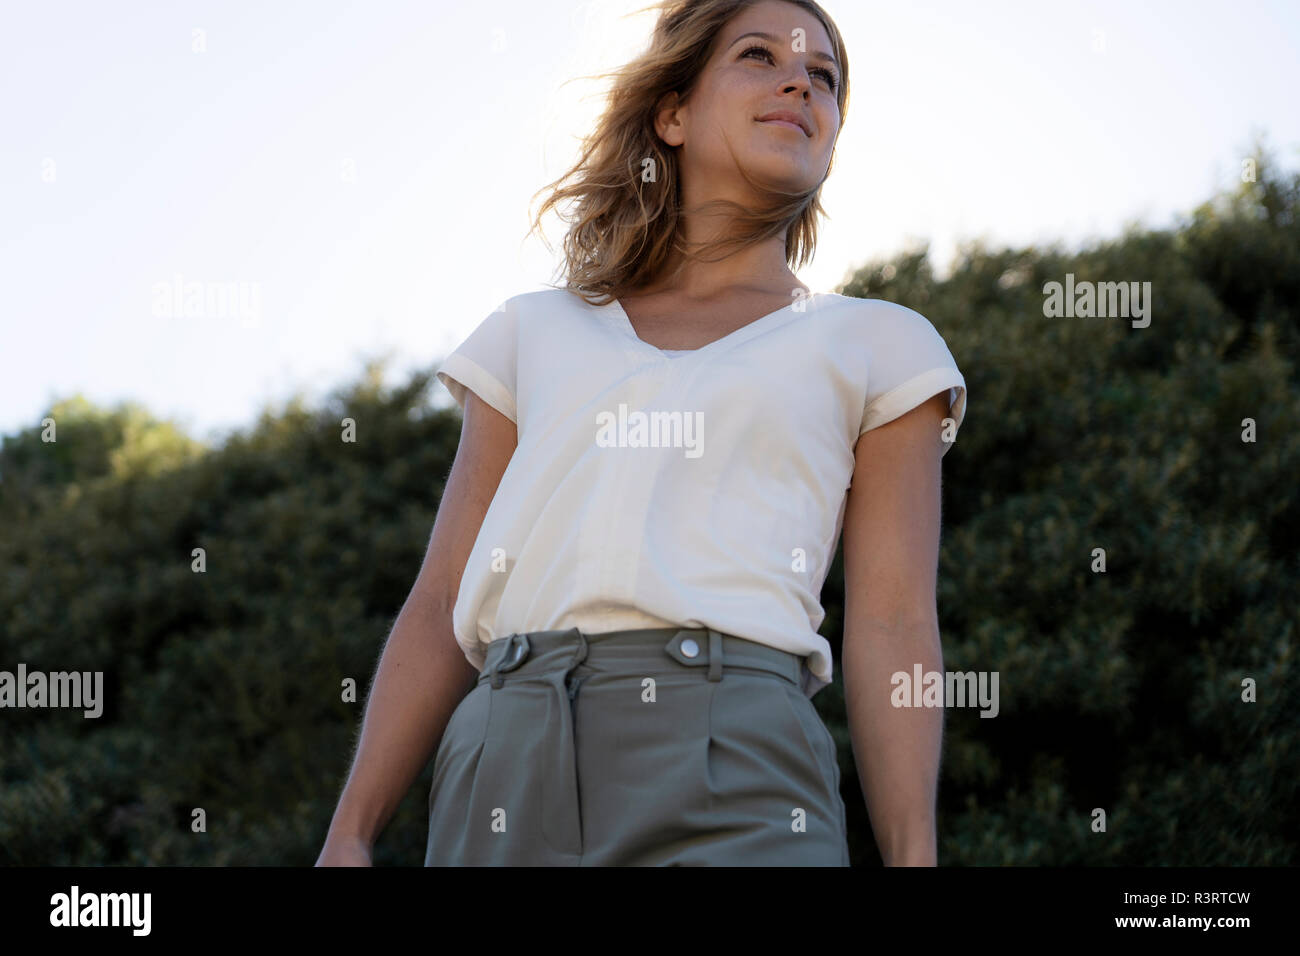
658,0,842,203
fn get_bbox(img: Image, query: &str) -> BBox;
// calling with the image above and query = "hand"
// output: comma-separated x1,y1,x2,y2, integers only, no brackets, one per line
315,835,374,866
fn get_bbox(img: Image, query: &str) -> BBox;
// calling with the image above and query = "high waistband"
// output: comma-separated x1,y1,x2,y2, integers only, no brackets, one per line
478,626,808,690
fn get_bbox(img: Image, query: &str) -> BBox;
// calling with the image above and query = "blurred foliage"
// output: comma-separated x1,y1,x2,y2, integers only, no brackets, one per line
2,145,1296,866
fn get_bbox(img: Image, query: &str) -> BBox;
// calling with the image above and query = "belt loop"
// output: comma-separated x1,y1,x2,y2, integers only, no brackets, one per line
707,629,723,682
490,632,530,689
567,626,589,671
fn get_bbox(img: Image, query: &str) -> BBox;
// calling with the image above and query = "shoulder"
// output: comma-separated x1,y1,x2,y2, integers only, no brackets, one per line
499,287,594,316
460,288,578,342
466,288,612,339
811,294,947,348
817,293,936,327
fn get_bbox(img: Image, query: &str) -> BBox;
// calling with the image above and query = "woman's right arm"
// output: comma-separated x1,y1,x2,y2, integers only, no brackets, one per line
315,389,517,865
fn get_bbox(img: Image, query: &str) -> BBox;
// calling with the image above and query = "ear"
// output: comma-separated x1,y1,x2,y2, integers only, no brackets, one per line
653,90,686,148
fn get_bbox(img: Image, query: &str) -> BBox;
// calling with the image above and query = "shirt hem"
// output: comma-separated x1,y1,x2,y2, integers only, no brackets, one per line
436,354,518,423
860,367,967,455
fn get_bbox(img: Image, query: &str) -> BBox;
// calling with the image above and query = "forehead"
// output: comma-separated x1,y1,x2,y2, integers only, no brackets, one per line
717,1,834,53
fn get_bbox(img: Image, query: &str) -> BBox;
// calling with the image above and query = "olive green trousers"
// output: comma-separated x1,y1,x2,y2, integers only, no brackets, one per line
425,626,849,866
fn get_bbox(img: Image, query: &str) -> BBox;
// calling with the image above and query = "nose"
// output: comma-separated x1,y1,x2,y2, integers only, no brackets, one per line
780,68,814,98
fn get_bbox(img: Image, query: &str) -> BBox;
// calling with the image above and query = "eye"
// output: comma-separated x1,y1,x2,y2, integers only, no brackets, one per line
739,43,838,92
811,67,838,92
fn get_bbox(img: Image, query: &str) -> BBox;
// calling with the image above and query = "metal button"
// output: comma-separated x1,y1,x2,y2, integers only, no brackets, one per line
680,637,700,658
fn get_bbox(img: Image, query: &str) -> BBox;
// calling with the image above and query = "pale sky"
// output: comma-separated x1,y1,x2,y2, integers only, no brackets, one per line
3,0,1297,444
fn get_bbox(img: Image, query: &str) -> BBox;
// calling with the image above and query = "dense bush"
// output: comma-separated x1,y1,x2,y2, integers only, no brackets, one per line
2,150,1295,865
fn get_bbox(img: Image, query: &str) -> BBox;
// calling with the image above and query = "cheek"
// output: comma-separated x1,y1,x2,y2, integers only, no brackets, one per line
816,110,841,154
816,97,840,130
710,66,767,113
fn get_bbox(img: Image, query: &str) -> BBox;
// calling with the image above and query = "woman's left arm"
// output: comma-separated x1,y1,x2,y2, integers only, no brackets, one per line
841,390,953,866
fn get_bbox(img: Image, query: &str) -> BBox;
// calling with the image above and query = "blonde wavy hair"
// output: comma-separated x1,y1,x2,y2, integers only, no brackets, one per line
526,0,850,306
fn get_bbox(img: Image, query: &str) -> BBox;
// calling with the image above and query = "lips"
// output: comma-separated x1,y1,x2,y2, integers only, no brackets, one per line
756,110,811,136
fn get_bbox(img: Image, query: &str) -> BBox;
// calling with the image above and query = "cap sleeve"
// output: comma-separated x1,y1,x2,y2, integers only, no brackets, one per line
436,297,518,423
857,301,967,457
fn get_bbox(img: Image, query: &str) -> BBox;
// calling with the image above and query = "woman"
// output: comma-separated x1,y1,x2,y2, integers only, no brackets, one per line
318,0,965,867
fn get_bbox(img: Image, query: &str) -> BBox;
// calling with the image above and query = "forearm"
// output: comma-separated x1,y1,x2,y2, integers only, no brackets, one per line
322,586,479,847
843,613,944,866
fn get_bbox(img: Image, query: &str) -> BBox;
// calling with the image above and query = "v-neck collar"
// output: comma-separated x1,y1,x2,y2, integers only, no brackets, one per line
603,292,820,359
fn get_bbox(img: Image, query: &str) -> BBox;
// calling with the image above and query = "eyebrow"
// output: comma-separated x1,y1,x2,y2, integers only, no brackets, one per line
726,30,840,72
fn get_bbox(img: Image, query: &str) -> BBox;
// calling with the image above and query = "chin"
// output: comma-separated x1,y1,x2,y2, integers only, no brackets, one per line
743,157,817,192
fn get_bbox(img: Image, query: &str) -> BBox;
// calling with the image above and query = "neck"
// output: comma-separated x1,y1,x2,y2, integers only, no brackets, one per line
644,233,805,301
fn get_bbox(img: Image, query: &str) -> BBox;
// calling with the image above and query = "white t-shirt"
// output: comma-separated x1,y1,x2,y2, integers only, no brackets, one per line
435,287,967,698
